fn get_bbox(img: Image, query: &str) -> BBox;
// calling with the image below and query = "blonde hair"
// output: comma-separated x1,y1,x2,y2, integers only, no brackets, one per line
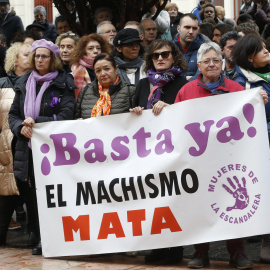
5,43,31,73
29,50,62,72
215,6,225,17
165,3,179,12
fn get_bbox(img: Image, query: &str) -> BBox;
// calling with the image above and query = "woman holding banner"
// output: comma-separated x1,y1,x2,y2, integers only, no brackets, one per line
130,39,188,263
9,39,76,255
174,42,268,269
75,53,135,119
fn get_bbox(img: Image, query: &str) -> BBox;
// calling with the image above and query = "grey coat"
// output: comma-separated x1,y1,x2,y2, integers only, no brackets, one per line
76,79,135,119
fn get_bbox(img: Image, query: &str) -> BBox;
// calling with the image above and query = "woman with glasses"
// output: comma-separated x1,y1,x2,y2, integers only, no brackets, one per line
131,39,188,117
55,32,80,74
70,34,110,98
9,39,76,256
199,3,223,25
174,42,267,269
33,6,57,42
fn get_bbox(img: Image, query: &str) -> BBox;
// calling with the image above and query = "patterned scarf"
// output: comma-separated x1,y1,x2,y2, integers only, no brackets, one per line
147,67,183,109
91,76,120,117
72,55,94,99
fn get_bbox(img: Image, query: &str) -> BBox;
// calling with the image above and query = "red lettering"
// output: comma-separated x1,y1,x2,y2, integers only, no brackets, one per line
62,215,90,242
98,212,125,239
127,209,145,236
151,207,182,234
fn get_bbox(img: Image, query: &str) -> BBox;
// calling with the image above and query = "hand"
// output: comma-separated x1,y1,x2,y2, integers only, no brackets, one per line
222,176,249,211
129,106,144,115
22,117,35,127
152,101,169,116
259,90,268,104
21,126,33,139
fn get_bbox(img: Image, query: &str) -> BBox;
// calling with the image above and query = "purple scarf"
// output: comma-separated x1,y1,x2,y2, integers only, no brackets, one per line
24,70,59,120
147,67,183,109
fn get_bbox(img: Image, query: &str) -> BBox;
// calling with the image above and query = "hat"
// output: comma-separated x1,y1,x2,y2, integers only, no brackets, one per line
113,28,142,47
26,23,46,31
0,0,10,3
31,39,60,58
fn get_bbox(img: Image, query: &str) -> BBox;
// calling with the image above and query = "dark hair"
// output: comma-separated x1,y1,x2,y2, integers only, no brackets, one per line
144,39,188,73
265,36,270,52
11,30,38,44
236,13,253,25
55,15,70,28
93,53,117,69
236,22,259,34
202,17,216,26
213,24,234,37
0,30,7,44
179,13,199,26
70,34,110,66
232,34,264,70
199,4,217,22
199,23,214,40
219,31,241,49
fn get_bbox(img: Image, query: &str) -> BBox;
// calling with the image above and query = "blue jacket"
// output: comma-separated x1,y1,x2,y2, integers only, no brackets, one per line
192,4,202,22
235,65,270,140
173,33,206,77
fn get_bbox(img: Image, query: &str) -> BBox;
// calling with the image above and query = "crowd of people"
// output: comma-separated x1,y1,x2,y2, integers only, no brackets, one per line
0,0,270,268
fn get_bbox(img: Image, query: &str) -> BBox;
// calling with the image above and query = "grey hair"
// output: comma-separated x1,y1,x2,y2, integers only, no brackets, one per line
34,6,46,16
94,7,112,25
96,20,113,34
197,42,223,63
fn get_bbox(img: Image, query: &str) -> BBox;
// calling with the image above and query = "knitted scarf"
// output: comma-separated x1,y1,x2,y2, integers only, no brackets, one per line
91,76,119,117
72,55,93,98
24,70,59,120
147,67,183,109
114,56,143,85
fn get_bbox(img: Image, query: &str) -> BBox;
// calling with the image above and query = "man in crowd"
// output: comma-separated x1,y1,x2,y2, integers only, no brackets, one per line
140,18,157,46
0,0,23,46
55,15,71,35
192,0,213,22
212,24,234,44
220,31,241,80
173,13,208,79
96,20,117,51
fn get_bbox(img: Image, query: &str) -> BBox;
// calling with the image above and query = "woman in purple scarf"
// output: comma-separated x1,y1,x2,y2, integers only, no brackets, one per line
9,39,76,256
130,39,188,264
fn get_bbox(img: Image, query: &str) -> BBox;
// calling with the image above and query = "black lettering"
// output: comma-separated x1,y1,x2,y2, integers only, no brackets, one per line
76,182,96,205
46,185,56,208
109,178,123,202
181,169,199,193
145,174,159,198
159,171,180,197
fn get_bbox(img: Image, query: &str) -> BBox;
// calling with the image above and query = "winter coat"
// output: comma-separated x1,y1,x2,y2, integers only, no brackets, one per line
76,79,135,119
235,65,270,124
8,70,76,182
173,33,208,77
247,2,270,33
34,19,58,42
0,8,24,46
240,1,254,12
192,4,202,22
133,75,188,108
170,12,183,39
0,73,20,195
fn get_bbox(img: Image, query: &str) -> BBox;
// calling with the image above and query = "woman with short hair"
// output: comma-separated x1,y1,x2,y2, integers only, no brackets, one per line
9,39,76,255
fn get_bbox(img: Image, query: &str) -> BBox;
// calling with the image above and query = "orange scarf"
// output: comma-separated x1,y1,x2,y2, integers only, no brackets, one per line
91,77,119,117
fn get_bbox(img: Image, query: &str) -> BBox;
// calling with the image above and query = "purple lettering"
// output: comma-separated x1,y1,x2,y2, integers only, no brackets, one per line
132,127,151,158
111,136,130,161
84,139,106,163
155,129,174,155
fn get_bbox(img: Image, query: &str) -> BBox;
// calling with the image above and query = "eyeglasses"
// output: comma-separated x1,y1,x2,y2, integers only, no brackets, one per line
199,59,221,65
151,51,171,60
35,54,51,60
34,14,44,18
60,32,77,38
101,29,117,35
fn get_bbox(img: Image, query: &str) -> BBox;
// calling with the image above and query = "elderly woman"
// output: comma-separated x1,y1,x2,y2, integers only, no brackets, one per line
131,39,188,116
113,28,146,86
200,3,223,25
33,6,58,42
215,6,236,27
0,42,31,245
9,39,76,255
55,32,80,74
70,34,110,98
174,42,267,269
94,7,113,26
165,2,183,39
76,53,135,119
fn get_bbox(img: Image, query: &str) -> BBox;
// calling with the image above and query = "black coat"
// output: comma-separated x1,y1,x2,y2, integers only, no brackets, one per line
0,10,24,46
133,75,188,108
9,69,76,182
34,19,58,42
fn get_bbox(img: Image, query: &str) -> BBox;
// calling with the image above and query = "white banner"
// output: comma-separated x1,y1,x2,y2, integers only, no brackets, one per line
32,88,270,258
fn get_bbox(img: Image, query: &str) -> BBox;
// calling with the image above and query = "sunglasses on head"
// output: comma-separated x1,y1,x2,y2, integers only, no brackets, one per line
151,51,171,60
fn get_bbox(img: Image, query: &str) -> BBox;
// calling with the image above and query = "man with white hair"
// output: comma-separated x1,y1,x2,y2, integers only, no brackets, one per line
96,20,117,50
